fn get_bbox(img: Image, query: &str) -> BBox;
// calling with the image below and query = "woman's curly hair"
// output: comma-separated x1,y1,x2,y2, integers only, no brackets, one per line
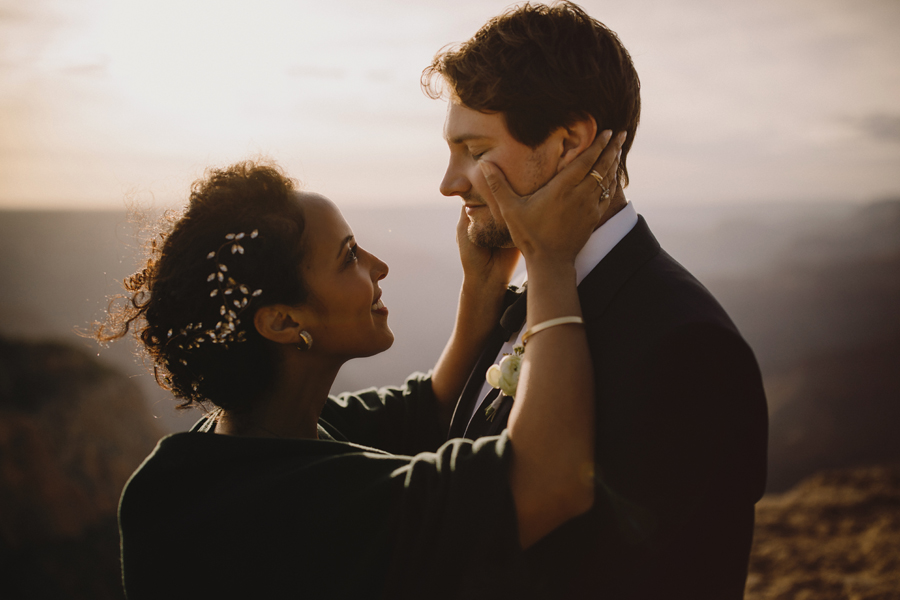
96,160,309,413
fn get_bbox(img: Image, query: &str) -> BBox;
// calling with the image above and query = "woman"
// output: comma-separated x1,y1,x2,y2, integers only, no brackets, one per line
100,130,624,599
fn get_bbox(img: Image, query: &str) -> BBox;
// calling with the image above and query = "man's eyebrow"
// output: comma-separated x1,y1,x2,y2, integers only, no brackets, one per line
336,235,354,259
446,133,489,145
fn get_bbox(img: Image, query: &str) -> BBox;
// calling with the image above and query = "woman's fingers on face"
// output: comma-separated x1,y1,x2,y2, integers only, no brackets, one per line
595,129,614,150
606,153,620,178
584,130,626,196
581,129,613,172
591,131,625,175
480,160,526,214
560,129,613,187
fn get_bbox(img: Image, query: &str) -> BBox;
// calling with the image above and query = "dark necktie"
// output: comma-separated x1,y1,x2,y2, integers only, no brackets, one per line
448,284,528,439
499,282,528,335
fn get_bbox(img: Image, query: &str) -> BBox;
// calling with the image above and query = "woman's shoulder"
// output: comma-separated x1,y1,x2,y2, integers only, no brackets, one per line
119,426,406,528
145,423,390,469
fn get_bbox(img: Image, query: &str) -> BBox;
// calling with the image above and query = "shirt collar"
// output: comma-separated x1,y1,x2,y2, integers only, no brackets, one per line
514,201,639,287
574,201,639,284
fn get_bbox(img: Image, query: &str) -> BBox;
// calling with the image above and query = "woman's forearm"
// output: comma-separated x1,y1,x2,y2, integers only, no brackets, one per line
461,126,621,548
507,260,595,548
431,279,508,431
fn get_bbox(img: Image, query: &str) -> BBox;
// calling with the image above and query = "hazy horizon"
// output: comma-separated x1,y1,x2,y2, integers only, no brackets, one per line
2,198,899,495
3,198,894,435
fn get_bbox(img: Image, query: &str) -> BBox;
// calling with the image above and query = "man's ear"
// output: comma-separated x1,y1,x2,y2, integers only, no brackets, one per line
557,115,598,173
254,304,308,344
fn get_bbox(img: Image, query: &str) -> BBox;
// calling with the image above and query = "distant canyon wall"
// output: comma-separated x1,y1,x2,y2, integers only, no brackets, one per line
0,337,162,599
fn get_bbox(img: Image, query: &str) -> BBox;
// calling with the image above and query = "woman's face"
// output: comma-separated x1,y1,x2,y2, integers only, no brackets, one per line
294,192,393,359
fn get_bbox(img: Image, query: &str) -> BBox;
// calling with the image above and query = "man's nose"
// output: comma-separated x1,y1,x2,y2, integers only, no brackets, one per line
439,160,469,197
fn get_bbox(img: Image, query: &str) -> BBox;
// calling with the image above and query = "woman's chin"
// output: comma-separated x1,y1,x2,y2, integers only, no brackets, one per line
357,330,394,358
376,331,395,354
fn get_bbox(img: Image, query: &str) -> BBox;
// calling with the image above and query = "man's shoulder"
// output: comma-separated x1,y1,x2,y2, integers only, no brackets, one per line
627,249,738,336
581,219,735,332
636,246,725,309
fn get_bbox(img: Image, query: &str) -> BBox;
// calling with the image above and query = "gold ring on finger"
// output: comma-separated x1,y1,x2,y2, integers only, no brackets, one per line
589,170,604,186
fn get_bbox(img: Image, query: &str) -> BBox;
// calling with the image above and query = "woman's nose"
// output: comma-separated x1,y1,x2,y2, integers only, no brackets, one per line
371,253,388,281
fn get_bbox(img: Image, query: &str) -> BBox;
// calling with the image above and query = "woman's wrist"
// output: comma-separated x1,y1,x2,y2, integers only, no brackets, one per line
460,276,508,310
522,262,580,325
524,259,577,288
455,281,507,339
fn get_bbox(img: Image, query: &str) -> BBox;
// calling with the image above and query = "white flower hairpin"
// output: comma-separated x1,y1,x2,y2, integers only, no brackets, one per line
156,230,263,362
203,230,263,347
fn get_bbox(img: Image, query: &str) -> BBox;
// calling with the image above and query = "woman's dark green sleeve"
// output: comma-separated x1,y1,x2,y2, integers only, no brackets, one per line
383,432,521,599
321,372,444,455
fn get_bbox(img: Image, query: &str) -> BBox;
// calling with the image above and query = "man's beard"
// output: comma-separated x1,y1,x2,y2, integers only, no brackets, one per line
464,149,549,249
463,192,514,248
468,217,514,248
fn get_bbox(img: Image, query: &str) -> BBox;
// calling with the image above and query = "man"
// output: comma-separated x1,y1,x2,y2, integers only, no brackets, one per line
423,3,768,598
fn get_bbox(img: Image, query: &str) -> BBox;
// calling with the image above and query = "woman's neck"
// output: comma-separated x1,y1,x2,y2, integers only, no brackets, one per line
218,354,342,440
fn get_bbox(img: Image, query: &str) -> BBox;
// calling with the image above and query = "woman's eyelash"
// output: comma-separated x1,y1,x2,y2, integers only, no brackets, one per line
347,245,358,262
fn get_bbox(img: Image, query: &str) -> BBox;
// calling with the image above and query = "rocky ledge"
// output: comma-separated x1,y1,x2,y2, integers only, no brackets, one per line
746,464,900,600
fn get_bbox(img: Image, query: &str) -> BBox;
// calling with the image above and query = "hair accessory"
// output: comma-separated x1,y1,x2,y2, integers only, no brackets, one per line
199,230,263,348
521,316,584,345
589,170,604,186
159,230,263,390
297,330,313,351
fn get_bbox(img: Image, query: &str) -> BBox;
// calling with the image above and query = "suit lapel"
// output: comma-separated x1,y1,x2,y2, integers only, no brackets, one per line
447,286,526,439
577,216,660,322
447,328,508,439
467,388,514,438
449,216,660,440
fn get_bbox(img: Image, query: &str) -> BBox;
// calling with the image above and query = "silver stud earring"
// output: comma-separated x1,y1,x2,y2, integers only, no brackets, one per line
297,330,313,351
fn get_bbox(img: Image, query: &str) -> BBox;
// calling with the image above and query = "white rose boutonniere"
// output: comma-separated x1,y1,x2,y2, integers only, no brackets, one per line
484,346,524,420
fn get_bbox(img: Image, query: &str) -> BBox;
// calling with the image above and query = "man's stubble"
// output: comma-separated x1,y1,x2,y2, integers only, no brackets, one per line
466,150,549,249
464,191,515,249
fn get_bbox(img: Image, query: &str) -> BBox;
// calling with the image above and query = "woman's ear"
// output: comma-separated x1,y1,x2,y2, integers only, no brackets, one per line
253,305,307,344
557,115,598,173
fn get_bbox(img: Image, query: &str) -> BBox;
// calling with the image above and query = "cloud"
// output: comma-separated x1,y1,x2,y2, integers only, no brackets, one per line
286,64,346,80
852,114,900,144
59,62,107,77
0,5,33,22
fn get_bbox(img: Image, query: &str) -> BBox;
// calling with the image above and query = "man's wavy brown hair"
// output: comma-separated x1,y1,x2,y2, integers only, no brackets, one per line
422,1,640,187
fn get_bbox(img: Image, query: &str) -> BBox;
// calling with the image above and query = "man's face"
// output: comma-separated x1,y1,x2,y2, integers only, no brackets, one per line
440,102,558,248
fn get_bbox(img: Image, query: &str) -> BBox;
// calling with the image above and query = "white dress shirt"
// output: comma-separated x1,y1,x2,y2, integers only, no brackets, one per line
464,201,640,426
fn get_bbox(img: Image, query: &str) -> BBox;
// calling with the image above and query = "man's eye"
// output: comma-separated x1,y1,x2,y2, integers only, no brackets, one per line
470,149,486,161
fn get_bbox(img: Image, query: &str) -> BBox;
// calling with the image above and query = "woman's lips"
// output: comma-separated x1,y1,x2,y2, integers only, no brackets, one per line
371,298,388,315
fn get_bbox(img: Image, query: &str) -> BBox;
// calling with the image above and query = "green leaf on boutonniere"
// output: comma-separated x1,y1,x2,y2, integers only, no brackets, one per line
484,393,506,421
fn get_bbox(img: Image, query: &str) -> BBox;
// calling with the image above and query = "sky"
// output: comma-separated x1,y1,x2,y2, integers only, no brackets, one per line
1,0,899,210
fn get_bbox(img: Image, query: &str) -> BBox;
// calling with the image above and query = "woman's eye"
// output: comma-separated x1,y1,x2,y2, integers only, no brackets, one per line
346,245,358,263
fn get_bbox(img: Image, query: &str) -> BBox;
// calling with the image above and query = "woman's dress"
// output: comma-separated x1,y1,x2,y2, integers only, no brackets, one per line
118,374,520,599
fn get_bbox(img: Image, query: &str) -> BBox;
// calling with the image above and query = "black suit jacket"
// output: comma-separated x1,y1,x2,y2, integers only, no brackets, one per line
449,216,768,599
